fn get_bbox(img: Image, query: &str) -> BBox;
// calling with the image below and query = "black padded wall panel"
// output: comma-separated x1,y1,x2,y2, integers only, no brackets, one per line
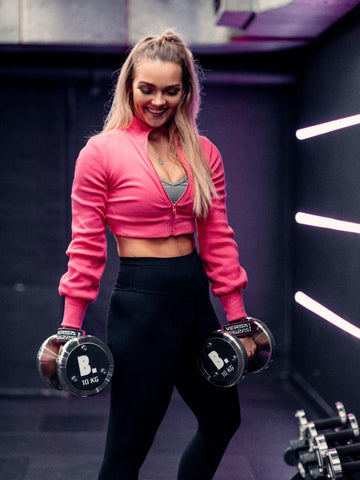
0,84,68,286
200,83,294,350
292,18,360,414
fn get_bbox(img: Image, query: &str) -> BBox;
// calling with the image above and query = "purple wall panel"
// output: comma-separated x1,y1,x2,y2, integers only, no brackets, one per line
199,83,295,361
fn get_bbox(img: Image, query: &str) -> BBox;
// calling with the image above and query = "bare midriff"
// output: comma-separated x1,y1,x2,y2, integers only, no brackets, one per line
114,234,196,258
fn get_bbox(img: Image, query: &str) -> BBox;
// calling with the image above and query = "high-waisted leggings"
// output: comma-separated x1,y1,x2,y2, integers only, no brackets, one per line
98,250,241,480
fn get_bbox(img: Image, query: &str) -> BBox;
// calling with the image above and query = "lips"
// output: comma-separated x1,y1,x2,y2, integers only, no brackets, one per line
146,107,167,116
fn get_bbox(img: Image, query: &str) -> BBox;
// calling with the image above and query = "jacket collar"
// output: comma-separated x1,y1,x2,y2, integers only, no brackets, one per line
126,115,153,139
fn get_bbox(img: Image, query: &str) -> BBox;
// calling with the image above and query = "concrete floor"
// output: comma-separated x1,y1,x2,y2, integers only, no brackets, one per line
0,372,321,480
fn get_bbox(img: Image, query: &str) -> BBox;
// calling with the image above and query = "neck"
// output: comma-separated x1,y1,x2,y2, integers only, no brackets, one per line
149,127,168,145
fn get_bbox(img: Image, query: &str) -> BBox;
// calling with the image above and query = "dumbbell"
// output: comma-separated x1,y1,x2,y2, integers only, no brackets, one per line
287,413,358,469
296,413,359,476
296,402,347,440
290,444,360,480
197,317,275,388
37,331,114,397
325,445,360,479
284,403,350,466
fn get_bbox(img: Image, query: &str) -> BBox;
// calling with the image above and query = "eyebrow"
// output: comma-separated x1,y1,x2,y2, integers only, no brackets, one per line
137,81,182,89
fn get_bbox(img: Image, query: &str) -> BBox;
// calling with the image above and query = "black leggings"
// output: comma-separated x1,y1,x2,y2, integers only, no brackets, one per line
98,250,241,480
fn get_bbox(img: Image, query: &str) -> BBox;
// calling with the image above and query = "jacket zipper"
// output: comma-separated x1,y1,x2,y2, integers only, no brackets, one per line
145,139,189,235
171,204,177,236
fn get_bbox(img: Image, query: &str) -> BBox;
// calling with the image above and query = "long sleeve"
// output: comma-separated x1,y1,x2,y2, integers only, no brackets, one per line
58,138,108,329
196,138,248,322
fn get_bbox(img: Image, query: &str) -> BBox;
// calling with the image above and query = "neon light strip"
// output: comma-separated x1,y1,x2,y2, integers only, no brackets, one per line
295,212,360,234
296,114,360,140
295,291,360,340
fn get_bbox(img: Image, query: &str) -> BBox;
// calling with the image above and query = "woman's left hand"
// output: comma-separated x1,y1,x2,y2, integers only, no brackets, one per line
239,336,257,360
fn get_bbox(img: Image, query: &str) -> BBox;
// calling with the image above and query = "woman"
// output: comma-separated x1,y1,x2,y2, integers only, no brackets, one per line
58,30,255,480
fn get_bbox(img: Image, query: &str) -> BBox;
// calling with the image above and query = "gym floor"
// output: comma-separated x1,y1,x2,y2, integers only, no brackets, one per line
0,371,322,480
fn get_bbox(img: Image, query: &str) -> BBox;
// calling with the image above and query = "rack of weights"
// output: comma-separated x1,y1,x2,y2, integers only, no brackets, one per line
284,402,360,479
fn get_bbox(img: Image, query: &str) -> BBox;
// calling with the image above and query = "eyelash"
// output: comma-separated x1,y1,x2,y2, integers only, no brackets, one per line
139,88,180,96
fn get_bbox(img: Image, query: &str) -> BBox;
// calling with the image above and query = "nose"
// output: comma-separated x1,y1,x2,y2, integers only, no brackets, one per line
151,92,166,107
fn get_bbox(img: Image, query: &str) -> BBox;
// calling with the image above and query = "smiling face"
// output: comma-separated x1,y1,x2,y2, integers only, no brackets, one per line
131,59,183,130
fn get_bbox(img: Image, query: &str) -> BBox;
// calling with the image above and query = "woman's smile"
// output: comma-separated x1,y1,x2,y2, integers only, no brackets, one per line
132,59,183,129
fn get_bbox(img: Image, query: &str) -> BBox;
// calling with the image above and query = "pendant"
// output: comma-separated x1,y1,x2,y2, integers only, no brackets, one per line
157,157,164,165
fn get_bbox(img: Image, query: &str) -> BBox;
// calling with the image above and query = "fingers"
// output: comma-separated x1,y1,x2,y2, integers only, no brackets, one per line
239,336,257,360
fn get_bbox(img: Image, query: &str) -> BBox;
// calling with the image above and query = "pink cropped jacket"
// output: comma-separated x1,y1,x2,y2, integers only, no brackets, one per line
59,117,248,328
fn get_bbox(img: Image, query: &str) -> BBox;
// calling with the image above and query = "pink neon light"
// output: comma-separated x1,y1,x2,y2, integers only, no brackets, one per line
296,114,360,140
295,212,360,234
295,292,360,340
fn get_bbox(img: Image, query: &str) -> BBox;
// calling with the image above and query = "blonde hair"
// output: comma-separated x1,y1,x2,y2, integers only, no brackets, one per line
100,30,216,218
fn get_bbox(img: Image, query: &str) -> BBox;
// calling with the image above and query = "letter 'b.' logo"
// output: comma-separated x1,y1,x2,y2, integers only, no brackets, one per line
208,350,225,370
77,355,92,377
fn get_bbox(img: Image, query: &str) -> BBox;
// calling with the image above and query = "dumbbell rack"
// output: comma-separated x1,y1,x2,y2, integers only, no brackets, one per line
284,402,360,480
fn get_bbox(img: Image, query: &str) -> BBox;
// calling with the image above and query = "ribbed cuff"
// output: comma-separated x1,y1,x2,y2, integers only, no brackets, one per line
219,290,247,322
61,297,88,330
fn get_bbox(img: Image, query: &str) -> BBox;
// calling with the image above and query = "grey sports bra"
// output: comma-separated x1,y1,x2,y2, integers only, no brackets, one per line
161,175,188,203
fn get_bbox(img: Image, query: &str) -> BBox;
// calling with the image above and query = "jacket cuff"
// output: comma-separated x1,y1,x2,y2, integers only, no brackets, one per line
219,290,247,322
61,297,88,330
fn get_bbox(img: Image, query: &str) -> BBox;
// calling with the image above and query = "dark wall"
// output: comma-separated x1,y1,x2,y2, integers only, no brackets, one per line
0,68,116,390
291,13,360,415
0,50,295,392
200,83,294,339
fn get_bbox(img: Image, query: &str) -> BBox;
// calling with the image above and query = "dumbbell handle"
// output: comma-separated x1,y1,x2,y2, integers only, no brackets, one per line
314,402,347,430
297,402,347,440
334,442,360,457
342,460,360,474
325,427,358,443
314,417,343,430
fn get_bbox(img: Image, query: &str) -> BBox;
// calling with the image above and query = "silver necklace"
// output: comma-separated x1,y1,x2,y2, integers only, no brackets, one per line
157,157,165,165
